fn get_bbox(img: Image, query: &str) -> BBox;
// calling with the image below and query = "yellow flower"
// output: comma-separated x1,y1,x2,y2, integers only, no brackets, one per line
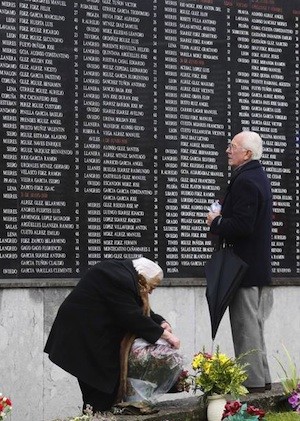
192,355,201,370
203,361,212,374
217,353,230,364
190,346,250,397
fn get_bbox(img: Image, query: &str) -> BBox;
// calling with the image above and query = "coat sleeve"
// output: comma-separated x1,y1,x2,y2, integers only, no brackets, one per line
210,177,260,242
150,309,165,325
87,263,164,344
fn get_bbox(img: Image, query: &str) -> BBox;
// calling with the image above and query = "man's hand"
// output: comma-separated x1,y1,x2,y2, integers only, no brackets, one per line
206,210,221,227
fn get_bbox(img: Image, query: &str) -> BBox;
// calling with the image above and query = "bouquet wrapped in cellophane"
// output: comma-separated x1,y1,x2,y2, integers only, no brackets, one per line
125,338,184,403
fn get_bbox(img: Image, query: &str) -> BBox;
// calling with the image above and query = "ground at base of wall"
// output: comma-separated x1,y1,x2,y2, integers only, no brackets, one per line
112,383,285,421
53,383,287,421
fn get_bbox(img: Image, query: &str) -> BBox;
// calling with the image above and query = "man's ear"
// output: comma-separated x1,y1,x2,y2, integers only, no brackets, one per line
244,149,252,161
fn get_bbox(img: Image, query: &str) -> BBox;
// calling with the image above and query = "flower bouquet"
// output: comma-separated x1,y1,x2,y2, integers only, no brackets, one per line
126,338,184,403
222,400,266,420
172,369,191,393
0,393,12,421
275,344,300,396
191,346,249,398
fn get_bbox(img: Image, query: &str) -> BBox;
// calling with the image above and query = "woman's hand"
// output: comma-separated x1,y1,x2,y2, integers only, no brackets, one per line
161,321,172,333
161,329,180,349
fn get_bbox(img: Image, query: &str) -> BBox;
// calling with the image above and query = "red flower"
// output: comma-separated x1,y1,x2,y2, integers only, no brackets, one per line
180,369,189,378
247,405,265,419
5,398,12,406
222,400,265,420
222,400,242,418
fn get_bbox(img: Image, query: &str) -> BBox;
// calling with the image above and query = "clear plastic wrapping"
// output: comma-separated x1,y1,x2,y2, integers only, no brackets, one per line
126,338,184,403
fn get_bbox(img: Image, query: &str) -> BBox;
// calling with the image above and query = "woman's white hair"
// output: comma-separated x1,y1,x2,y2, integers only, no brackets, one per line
240,131,263,160
132,257,163,282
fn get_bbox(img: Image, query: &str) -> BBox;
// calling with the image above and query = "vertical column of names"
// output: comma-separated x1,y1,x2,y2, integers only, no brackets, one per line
153,0,159,263
226,5,232,141
228,2,297,276
250,3,295,275
18,1,75,277
100,0,154,261
229,4,250,134
295,8,300,274
77,0,102,269
0,0,18,276
178,0,226,274
157,0,180,274
74,2,80,274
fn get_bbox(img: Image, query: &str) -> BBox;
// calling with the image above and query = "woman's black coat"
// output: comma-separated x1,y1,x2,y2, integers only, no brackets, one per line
44,259,165,393
210,160,273,287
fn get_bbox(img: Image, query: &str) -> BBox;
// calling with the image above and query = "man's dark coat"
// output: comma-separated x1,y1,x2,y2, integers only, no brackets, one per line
44,260,164,393
210,160,272,287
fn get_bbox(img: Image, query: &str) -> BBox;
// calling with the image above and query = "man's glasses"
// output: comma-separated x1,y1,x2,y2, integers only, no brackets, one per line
227,143,248,152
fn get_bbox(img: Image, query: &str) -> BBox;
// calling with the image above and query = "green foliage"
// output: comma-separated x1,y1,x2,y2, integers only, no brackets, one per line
274,344,300,396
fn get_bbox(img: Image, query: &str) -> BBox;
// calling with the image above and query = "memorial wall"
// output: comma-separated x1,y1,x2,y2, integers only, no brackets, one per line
0,0,299,281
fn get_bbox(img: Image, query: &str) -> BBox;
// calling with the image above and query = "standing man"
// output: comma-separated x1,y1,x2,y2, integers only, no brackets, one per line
206,131,273,393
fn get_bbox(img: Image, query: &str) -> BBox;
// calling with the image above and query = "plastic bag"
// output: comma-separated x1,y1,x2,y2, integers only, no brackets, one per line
125,338,184,403
208,200,222,212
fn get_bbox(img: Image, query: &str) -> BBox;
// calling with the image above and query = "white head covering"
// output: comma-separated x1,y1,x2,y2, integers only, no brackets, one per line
132,257,163,282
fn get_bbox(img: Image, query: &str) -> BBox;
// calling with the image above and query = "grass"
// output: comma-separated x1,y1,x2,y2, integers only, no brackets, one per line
266,412,299,421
